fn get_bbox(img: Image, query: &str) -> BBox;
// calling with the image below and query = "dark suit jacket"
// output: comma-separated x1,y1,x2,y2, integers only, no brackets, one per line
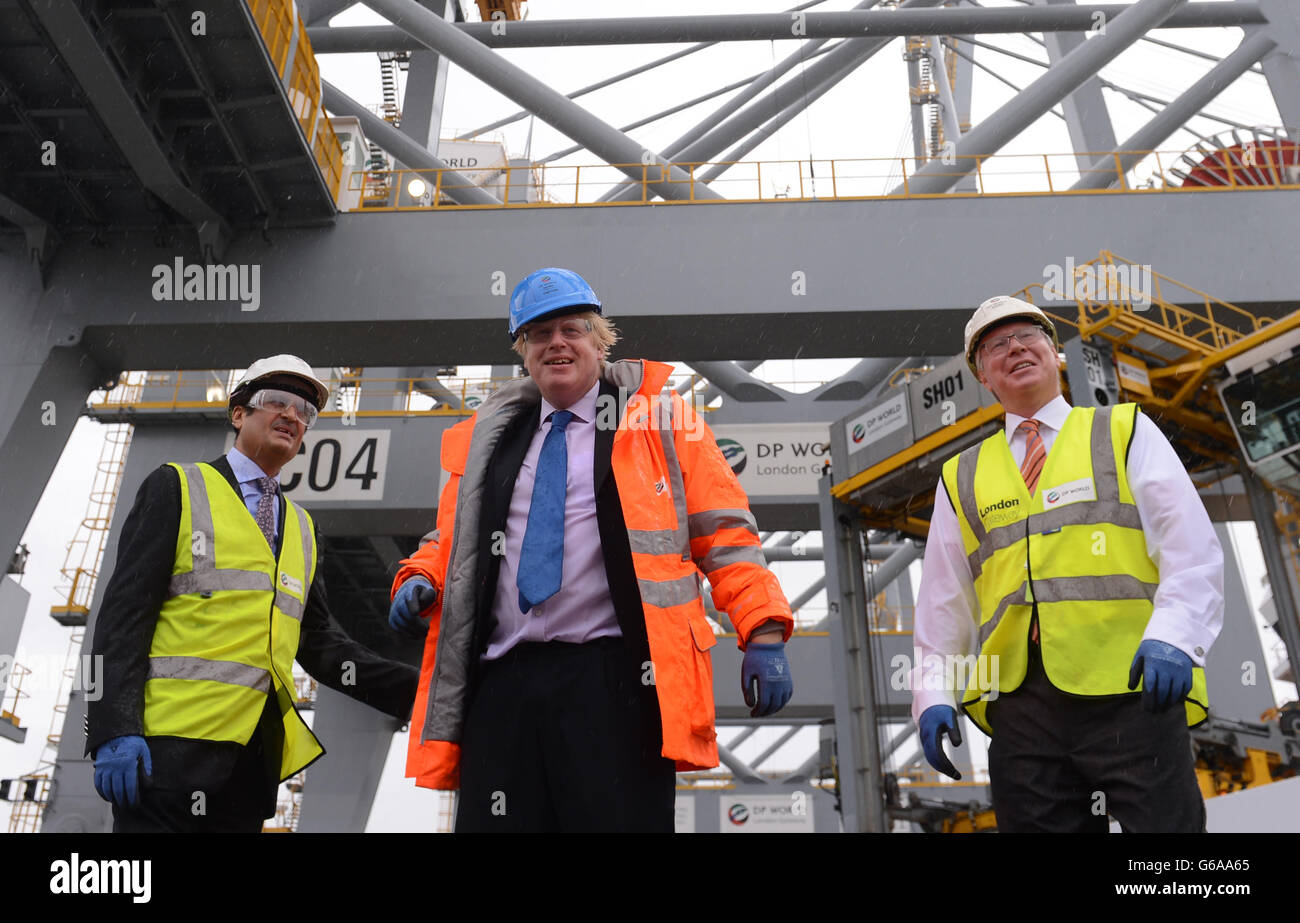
468,381,661,739
86,455,418,804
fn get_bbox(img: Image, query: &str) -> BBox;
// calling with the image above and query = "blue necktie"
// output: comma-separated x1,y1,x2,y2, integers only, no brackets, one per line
517,410,575,613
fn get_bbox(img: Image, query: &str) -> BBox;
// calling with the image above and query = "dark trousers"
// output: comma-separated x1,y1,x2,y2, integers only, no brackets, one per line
986,645,1205,833
455,638,676,832
112,703,281,833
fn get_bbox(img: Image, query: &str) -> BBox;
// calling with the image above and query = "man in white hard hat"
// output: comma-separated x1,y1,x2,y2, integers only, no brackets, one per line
87,355,418,832
911,296,1223,832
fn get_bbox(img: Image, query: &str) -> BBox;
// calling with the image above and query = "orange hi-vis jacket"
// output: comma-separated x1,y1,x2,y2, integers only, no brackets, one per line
392,359,793,790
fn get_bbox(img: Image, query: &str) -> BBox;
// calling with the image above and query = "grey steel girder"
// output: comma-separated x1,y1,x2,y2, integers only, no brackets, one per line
321,81,500,205
1257,0,1300,139
1036,0,1118,173
306,5,1266,51
683,362,791,402
361,0,721,202
10,189,1300,374
603,0,907,204
399,1,458,150
895,0,1191,196
1072,30,1276,190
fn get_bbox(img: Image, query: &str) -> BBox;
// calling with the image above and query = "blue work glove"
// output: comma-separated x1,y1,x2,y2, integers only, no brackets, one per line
93,735,152,807
1128,639,1193,713
741,642,793,717
918,704,963,781
389,577,438,637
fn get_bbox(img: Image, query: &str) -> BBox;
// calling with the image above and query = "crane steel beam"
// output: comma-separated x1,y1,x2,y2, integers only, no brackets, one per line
895,0,1191,197
682,362,791,402
25,0,231,258
307,4,1265,51
787,576,826,616
455,0,834,141
1036,0,1118,173
1071,31,1276,189
459,42,721,141
321,81,502,205
1257,0,1300,139
600,0,909,203
361,0,721,202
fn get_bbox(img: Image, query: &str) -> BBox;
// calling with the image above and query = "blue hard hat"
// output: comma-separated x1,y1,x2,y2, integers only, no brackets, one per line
508,268,603,341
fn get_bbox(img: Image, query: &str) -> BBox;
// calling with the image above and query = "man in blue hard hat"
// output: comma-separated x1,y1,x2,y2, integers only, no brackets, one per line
388,268,795,831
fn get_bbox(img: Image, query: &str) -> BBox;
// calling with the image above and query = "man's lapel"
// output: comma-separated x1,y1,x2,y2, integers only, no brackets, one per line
594,378,625,491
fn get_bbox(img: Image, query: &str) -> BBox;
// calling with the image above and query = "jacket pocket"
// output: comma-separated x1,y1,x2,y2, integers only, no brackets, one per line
686,609,717,739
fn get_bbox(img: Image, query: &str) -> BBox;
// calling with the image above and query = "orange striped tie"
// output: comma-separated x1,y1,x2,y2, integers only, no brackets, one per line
1018,419,1046,495
1018,419,1046,643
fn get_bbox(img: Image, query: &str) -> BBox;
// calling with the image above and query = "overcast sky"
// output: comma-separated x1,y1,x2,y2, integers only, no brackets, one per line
2,0,1291,832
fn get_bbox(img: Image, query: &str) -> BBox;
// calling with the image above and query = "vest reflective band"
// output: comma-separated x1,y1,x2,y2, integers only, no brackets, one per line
941,404,1209,735
143,462,325,780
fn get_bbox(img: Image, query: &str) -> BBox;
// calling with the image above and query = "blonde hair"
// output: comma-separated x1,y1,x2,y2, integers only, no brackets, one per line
512,310,620,362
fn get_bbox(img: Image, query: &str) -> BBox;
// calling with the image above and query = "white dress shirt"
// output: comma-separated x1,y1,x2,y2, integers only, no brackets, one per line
911,395,1224,722
485,380,622,660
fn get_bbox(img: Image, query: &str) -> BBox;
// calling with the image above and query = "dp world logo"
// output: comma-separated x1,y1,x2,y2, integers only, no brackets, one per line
1046,489,1060,504
727,803,749,826
851,423,866,444
716,438,747,476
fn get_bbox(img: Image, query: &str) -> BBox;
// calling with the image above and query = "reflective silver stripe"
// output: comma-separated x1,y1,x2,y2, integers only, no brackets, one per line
699,543,769,576
977,574,1158,647
656,394,691,561
688,508,758,540
292,499,314,586
169,569,272,596
968,500,1145,579
275,589,304,622
627,528,682,556
638,573,701,609
978,582,1029,648
170,463,274,597
1091,406,1119,503
954,446,985,547
180,462,214,580
148,655,271,692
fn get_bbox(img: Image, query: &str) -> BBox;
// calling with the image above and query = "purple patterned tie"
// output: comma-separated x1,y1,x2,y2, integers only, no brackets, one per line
255,476,278,551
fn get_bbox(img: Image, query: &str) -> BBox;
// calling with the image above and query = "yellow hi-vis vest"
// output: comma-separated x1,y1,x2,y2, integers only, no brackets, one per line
940,404,1209,736
142,462,324,780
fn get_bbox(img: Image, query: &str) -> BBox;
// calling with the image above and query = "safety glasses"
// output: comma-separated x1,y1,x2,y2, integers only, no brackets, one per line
248,389,319,428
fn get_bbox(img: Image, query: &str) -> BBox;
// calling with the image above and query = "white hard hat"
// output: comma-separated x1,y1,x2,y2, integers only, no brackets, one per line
231,354,329,409
964,296,1059,373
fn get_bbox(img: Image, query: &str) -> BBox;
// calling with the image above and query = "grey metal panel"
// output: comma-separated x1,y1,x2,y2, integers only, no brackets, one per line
297,685,402,832
1205,523,1277,722
834,387,917,475
1062,337,1121,408
907,355,985,441
681,784,840,833
1204,774,1300,832
0,576,28,665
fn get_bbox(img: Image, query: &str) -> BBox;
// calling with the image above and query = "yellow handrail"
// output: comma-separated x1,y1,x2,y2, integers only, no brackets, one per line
342,148,1299,212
